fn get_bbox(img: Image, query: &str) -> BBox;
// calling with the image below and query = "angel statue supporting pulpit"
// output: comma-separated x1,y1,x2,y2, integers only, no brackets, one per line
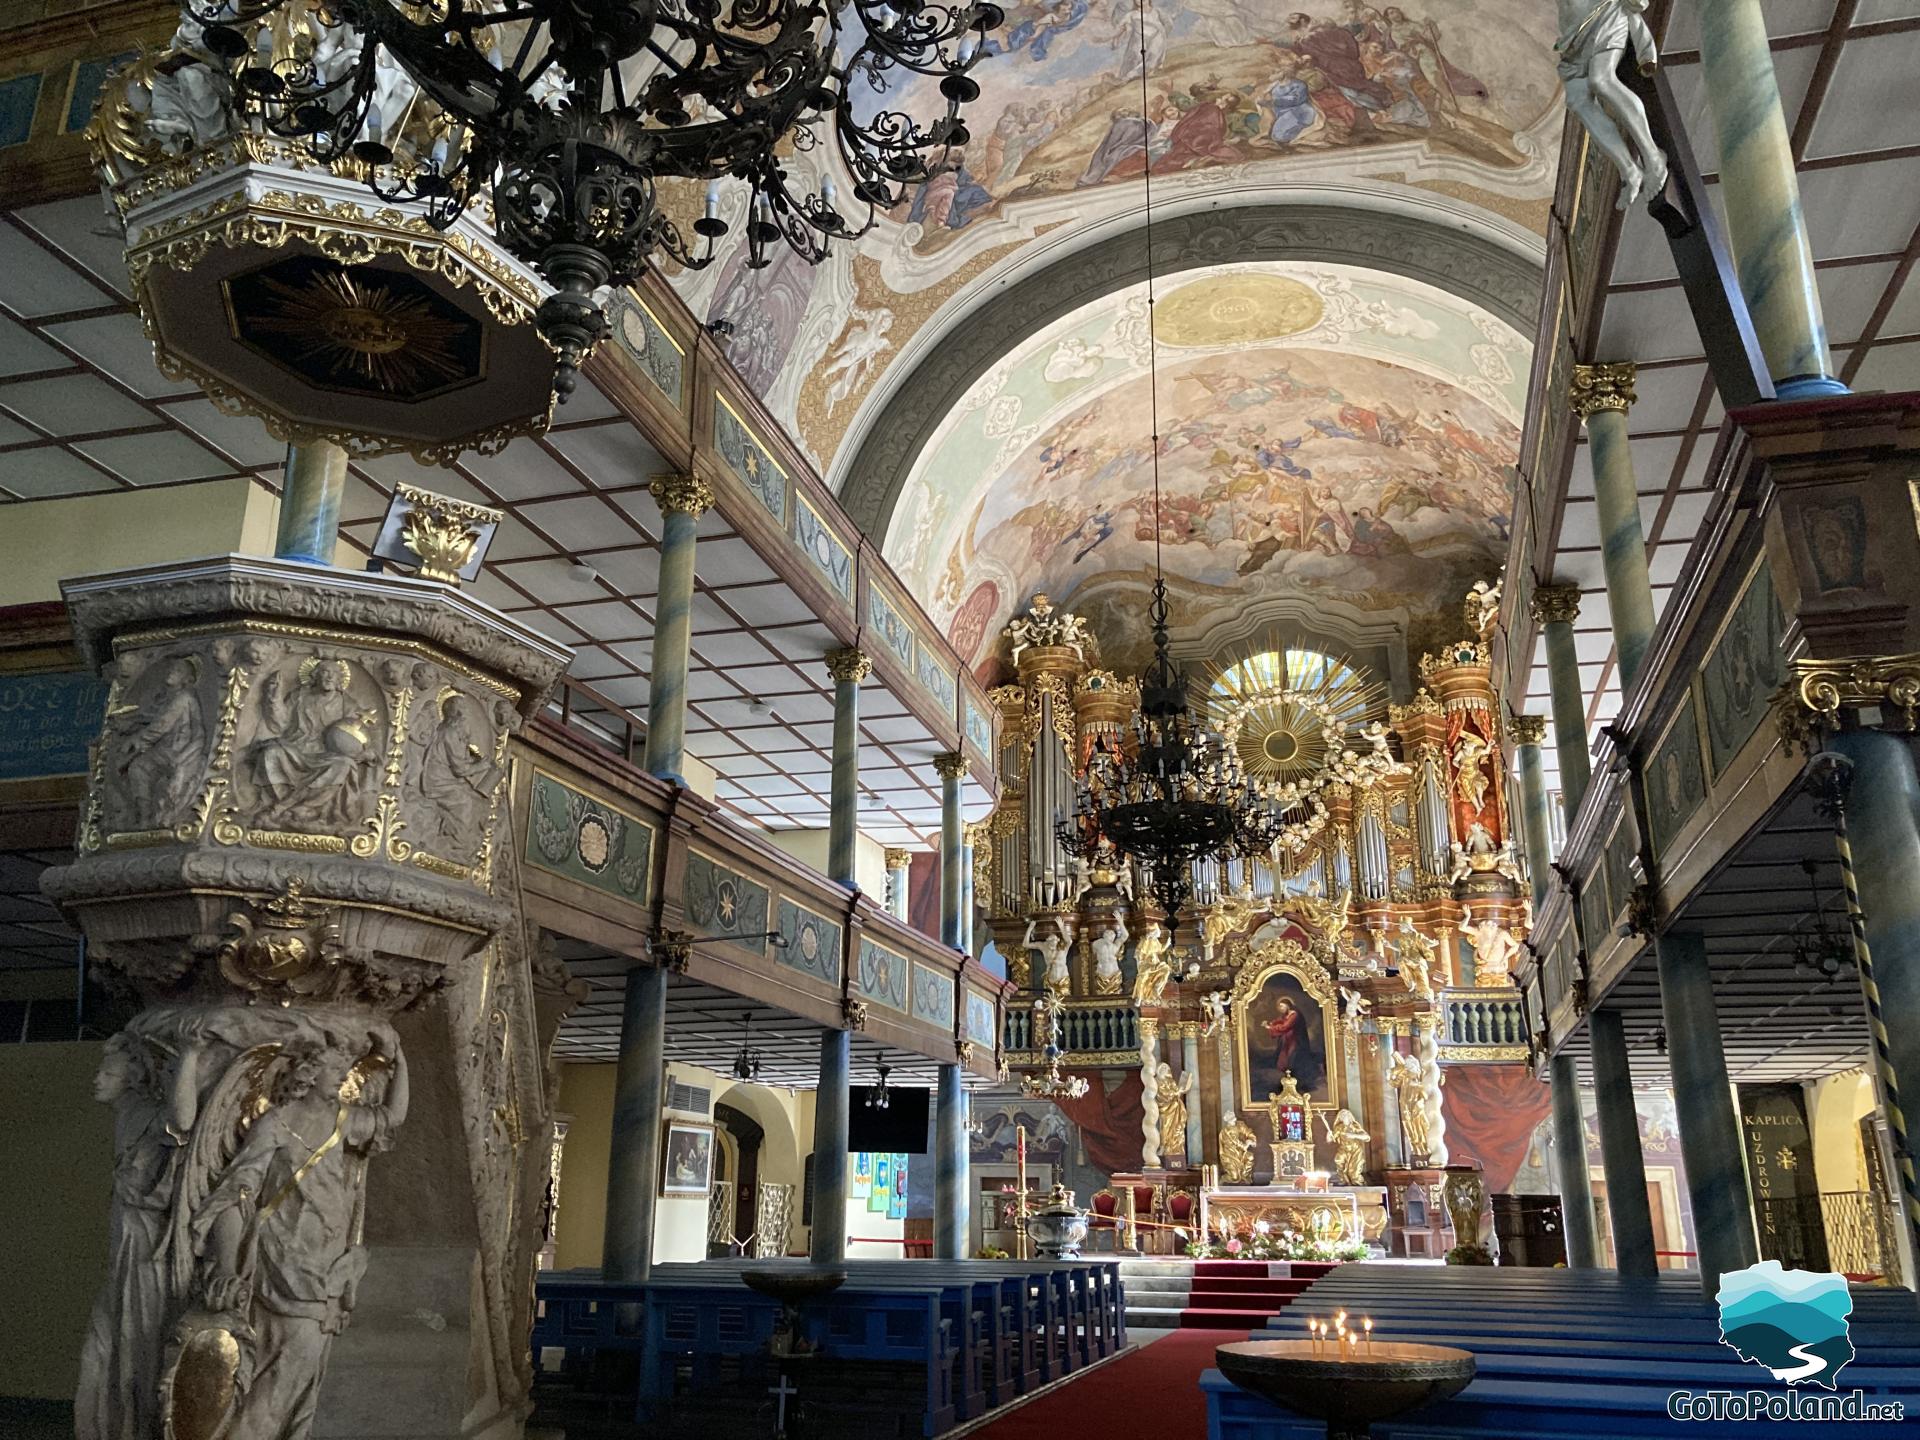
140,1014,409,1440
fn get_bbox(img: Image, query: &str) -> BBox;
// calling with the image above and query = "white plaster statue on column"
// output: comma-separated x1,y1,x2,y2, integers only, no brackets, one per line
1024,917,1072,996
1090,916,1128,996
1198,988,1228,1039
1460,905,1525,987
1555,0,1669,209
78,1007,409,1440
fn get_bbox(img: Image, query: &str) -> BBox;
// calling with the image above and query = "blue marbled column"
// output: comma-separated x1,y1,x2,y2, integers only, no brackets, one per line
1829,727,1920,1281
1573,366,1659,691
935,1063,971,1259
936,752,967,951
603,964,667,1281
1550,1051,1601,1268
1697,0,1846,398
826,648,871,888
1657,930,1760,1292
960,838,976,954
1590,1007,1658,1277
1513,716,1555,905
1532,584,1592,812
273,440,348,566
811,1028,851,1263
1181,1028,1203,1165
886,849,912,920
642,474,713,784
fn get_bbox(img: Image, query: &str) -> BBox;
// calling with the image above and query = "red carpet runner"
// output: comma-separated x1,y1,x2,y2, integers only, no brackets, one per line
965,1263,1333,1439
1178,1260,1336,1330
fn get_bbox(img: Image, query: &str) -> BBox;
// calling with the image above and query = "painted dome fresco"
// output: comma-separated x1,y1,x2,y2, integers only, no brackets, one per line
883,261,1527,672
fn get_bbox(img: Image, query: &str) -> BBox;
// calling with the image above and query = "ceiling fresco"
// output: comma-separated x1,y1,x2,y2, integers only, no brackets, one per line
671,0,1564,478
881,261,1528,674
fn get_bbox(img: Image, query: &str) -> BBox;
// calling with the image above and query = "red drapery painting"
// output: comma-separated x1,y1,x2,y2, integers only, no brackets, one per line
1053,1069,1147,1177
1439,1063,1551,1193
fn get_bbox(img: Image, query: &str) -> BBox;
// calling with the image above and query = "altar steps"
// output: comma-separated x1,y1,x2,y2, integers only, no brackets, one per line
1117,1258,1337,1331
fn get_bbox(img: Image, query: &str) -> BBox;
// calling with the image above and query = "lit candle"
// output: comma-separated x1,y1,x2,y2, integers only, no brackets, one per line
1364,1317,1373,1354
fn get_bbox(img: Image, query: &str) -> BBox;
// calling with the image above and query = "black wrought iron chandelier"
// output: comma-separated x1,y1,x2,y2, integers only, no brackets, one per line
1791,859,1854,982
189,0,1001,396
731,1012,763,1081
1053,0,1287,927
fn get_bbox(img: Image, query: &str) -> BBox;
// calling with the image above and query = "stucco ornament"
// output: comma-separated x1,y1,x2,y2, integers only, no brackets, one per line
1555,0,1668,209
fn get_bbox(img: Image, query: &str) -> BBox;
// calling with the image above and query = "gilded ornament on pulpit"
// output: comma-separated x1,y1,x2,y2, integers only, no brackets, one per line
243,656,382,832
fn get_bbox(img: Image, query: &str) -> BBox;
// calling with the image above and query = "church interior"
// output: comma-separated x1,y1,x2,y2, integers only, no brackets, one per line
1,1,1917,1438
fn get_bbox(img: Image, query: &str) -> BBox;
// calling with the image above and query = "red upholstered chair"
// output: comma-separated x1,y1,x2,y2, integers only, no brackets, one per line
1089,1189,1121,1250
1167,1189,1196,1232
1131,1184,1161,1252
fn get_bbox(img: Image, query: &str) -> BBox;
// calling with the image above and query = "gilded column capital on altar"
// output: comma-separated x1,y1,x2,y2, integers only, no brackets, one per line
1569,361,1638,419
825,646,874,683
1530,583,1583,626
649,472,716,516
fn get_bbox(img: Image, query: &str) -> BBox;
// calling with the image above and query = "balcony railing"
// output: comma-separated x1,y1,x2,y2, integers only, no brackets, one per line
1003,999,1139,1064
1438,987,1528,1060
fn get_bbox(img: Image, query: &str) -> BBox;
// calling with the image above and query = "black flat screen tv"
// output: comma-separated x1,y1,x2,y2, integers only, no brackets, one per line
847,1086,930,1154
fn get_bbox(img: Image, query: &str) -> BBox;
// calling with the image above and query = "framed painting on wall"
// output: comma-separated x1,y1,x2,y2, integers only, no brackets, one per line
661,1121,715,1197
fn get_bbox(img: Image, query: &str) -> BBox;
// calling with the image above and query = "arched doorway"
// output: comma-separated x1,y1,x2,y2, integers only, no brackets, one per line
713,1101,764,1256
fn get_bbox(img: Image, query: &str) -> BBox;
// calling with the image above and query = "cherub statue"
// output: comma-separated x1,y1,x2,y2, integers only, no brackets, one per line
1219,1111,1258,1184
1460,905,1524,986
1319,1108,1371,1186
1199,989,1229,1039
1199,885,1256,965
1069,852,1093,902
1555,0,1668,210
1154,1061,1196,1162
1023,917,1073,997
1465,578,1502,642
1089,917,1128,996
1338,984,1372,1037
1130,921,1173,1007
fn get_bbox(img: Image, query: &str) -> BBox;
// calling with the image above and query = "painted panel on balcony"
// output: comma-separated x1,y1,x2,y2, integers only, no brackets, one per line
854,937,910,1012
965,989,998,1049
963,691,992,757
775,897,842,987
1579,860,1610,955
715,393,787,524
794,494,853,601
868,585,915,668
1646,693,1707,861
526,769,654,907
1703,565,1785,778
910,963,956,1029
612,292,685,407
914,639,956,715
685,850,769,953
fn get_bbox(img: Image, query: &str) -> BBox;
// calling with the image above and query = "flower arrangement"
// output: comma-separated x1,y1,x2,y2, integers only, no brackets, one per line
976,1245,1010,1260
1444,1242,1495,1266
1177,1220,1369,1264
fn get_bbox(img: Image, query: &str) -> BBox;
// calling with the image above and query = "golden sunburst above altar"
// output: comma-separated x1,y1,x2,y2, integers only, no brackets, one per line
1206,647,1387,784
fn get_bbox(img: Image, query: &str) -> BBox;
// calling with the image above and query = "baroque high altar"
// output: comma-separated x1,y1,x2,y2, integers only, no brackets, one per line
986,590,1532,1253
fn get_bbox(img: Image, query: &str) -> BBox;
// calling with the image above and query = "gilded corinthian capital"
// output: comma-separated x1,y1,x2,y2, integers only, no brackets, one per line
933,751,969,780
825,647,873,683
1569,362,1637,419
649,472,715,516
1511,714,1549,745
1530,583,1582,626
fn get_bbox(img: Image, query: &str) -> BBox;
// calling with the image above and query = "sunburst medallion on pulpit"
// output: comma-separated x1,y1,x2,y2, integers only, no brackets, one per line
223,255,486,402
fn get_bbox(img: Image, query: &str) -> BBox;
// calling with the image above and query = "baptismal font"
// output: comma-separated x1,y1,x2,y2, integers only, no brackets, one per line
986,590,1529,1257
